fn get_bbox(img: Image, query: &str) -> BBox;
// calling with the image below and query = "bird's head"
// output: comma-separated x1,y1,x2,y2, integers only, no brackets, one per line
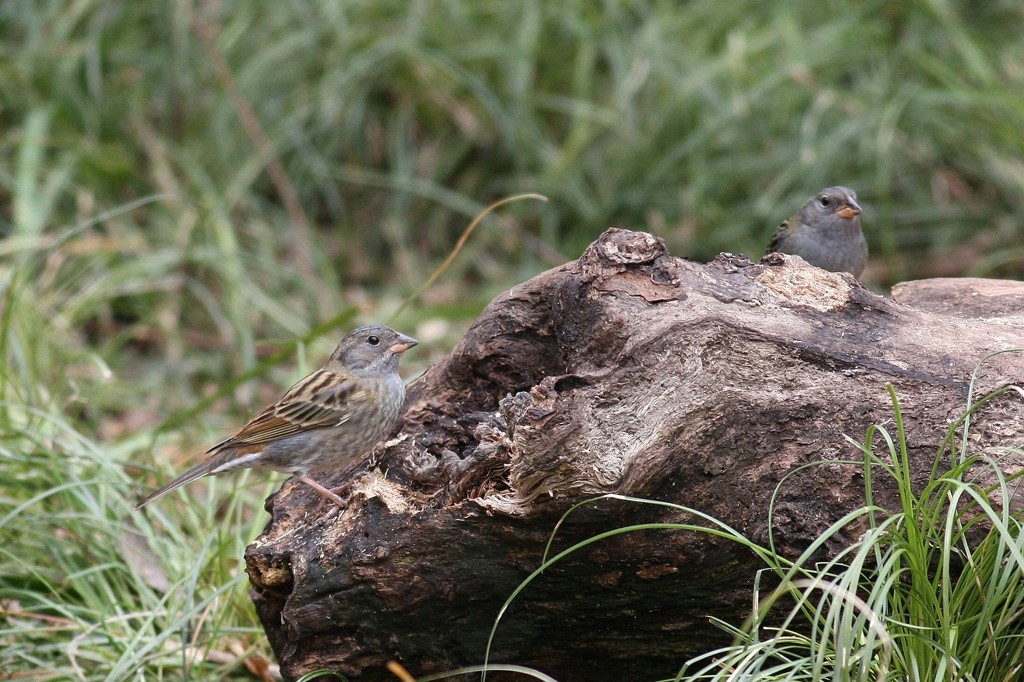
808,186,861,222
328,325,419,375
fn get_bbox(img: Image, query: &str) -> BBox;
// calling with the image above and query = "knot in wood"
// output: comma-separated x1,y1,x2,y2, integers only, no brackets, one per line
590,228,667,266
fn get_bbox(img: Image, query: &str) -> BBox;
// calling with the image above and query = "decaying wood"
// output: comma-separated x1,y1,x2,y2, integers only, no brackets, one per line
892,277,1024,322
245,228,1024,682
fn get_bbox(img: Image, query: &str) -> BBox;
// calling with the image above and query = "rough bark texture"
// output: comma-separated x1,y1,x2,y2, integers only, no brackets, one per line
245,228,1024,682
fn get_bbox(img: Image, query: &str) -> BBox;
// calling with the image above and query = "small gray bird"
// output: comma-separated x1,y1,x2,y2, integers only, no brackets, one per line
135,325,418,509
766,186,868,278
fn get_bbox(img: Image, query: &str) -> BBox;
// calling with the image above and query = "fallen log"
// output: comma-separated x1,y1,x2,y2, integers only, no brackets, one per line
245,228,1023,682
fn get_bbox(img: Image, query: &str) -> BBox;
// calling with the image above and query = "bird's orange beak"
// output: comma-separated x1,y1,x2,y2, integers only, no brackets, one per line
837,197,862,220
389,333,419,354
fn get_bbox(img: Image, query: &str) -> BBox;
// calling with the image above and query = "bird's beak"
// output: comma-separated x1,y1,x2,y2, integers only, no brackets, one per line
389,333,419,354
837,197,861,220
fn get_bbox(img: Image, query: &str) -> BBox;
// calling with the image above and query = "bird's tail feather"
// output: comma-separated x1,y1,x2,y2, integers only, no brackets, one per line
134,458,219,510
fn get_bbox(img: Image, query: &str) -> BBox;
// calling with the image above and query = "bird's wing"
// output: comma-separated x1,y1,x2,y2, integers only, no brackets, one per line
207,369,369,451
765,218,790,255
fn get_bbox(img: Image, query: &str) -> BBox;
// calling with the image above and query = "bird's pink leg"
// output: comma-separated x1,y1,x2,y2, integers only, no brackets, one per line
298,474,346,506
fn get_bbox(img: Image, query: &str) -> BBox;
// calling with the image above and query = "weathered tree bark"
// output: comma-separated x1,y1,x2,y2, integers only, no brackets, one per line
245,228,1024,682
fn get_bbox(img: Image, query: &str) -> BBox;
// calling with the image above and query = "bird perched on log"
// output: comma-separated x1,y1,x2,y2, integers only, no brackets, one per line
135,325,418,509
765,186,868,278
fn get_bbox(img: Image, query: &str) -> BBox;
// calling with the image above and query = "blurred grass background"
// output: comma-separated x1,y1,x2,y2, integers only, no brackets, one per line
3,0,1024,678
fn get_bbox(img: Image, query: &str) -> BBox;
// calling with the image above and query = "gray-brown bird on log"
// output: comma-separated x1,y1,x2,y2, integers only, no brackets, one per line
766,186,868,278
135,325,417,509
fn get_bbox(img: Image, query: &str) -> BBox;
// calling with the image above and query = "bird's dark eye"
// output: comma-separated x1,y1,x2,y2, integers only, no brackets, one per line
367,335,380,346
818,196,831,207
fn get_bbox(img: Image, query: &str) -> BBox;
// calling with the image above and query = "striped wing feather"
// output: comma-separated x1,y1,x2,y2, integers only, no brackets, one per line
207,370,367,452
765,219,789,255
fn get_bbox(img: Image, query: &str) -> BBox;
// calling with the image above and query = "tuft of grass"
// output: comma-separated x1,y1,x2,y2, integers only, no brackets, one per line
0,393,273,678
680,382,1024,681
